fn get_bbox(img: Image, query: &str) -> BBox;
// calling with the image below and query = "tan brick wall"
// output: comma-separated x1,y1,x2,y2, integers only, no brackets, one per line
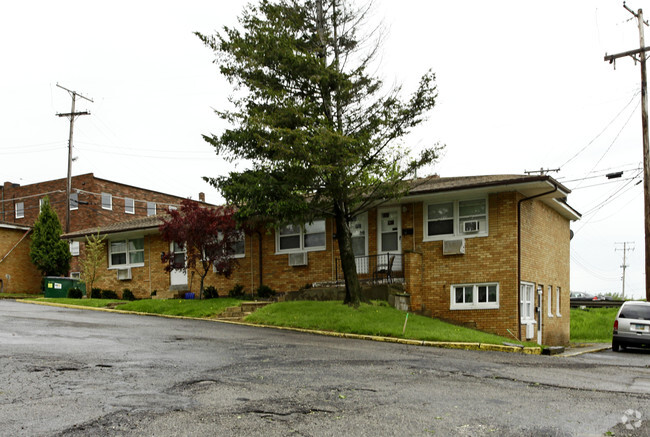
84,189,572,346
519,198,571,345
0,228,41,293
406,192,520,339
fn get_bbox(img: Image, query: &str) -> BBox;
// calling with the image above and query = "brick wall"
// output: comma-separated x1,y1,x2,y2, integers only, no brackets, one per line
3,174,194,276
405,192,520,339
84,189,572,346
519,198,571,345
0,227,41,293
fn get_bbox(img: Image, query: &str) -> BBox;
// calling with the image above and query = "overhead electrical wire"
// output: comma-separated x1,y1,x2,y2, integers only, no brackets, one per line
558,88,640,171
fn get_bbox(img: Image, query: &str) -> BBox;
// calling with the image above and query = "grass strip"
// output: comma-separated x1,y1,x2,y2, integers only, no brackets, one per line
245,300,533,345
569,307,618,343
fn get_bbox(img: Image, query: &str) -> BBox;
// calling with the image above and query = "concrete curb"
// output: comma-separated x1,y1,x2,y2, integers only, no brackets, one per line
556,344,611,357
17,300,542,355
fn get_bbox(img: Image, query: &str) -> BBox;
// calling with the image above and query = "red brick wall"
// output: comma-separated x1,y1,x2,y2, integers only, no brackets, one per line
0,227,41,293
3,174,193,276
3,174,190,231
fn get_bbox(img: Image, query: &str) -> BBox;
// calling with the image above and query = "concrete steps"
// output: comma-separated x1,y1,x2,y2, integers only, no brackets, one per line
218,301,271,321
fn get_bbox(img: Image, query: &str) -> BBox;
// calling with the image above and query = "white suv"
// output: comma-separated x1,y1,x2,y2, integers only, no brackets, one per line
612,301,650,352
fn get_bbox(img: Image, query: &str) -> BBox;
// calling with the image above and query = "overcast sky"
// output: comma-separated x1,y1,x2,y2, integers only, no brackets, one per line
2,1,649,299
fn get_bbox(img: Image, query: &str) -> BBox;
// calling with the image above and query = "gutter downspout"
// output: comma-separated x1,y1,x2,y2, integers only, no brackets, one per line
256,230,263,288
517,184,558,341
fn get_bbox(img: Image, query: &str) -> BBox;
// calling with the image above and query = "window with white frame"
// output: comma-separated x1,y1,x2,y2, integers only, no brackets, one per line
125,197,135,214
147,201,156,216
450,282,499,310
70,193,78,210
276,220,326,253
424,198,487,240
101,193,112,210
15,202,24,219
520,282,535,323
109,238,144,267
547,285,553,317
70,272,80,279
39,198,44,212
232,232,245,258
556,286,562,317
69,241,80,256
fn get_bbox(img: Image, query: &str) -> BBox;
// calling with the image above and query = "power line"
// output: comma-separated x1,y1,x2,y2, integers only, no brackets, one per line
559,88,640,170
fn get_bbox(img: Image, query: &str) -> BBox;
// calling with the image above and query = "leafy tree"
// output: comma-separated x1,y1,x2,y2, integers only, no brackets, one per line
80,233,106,296
159,199,240,299
196,0,440,306
30,196,71,277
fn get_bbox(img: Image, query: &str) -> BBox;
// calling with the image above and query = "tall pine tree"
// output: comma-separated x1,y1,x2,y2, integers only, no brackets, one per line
197,0,440,306
30,196,71,277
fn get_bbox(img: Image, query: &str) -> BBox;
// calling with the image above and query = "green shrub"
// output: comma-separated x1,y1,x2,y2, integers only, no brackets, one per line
228,283,246,298
67,287,83,299
101,289,118,299
122,289,136,301
257,284,276,299
203,286,219,299
91,288,102,299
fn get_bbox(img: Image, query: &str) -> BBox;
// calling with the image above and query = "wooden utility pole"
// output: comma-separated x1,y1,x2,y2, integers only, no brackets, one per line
604,3,650,301
56,84,92,233
615,242,635,299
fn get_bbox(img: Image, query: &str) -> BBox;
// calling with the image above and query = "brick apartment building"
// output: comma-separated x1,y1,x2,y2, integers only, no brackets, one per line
1,173,203,280
63,174,580,346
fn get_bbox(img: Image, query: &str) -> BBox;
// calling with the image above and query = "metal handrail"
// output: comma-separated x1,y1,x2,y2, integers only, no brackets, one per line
335,253,404,284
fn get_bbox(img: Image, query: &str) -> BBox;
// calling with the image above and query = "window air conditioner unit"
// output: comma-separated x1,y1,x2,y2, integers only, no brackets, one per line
463,220,480,233
442,239,465,256
288,252,308,266
116,268,132,281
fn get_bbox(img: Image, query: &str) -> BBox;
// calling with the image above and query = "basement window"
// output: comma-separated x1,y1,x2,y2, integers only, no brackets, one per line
450,282,499,310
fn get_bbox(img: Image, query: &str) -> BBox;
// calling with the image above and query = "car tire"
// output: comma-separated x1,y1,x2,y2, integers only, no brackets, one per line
612,341,620,352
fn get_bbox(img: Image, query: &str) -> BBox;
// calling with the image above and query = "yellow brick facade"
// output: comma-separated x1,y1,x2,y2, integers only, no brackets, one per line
0,226,41,293
85,184,574,346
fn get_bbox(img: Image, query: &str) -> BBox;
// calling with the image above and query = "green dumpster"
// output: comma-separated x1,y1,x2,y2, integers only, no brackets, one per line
44,277,86,298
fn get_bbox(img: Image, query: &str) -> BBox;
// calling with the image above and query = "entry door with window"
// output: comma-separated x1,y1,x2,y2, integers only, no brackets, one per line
520,282,536,339
170,242,187,287
377,208,402,271
350,213,368,274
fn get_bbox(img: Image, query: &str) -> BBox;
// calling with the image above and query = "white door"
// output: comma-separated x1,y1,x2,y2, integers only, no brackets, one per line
377,207,402,271
537,285,543,345
170,242,187,287
350,213,368,274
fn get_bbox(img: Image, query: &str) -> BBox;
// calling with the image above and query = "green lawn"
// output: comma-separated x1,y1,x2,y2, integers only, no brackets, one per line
245,300,534,345
569,307,618,343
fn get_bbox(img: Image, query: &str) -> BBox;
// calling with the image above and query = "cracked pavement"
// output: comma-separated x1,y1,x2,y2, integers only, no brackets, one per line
1,300,649,436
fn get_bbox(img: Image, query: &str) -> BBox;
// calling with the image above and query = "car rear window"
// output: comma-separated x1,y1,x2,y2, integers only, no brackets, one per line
619,306,650,320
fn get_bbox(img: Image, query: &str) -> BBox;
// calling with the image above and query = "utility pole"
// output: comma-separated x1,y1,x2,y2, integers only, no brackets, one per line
604,3,650,301
524,168,560,176
615,242,635,299
56,84,92,233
